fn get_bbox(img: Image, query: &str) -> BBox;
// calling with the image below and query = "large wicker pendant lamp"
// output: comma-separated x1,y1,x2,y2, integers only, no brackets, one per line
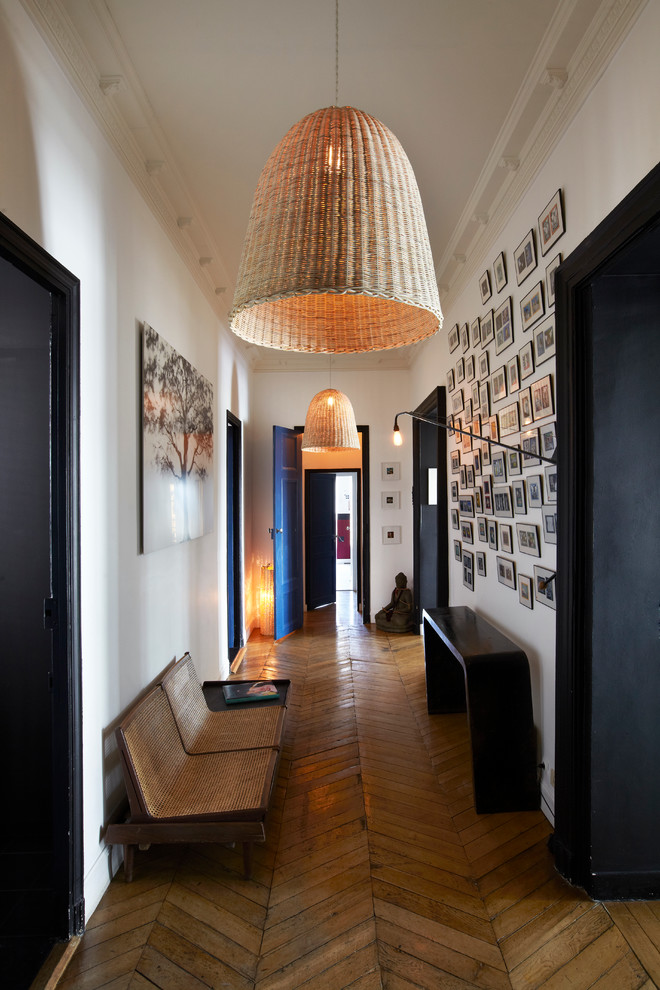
229,104,443,353
301,388,360,452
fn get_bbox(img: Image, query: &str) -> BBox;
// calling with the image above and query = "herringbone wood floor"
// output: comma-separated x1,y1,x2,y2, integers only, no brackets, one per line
60,597,660,989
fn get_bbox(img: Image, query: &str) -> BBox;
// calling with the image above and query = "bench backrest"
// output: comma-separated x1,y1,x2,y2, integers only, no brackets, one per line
162,652,210,752
118,684,187,818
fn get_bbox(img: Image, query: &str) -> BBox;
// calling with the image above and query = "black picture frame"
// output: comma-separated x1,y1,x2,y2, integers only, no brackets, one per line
516,521,541,556
537,188,565,256
497,555,516,589
494,297,514,355
514,229,537,285
520,280,545,332
493,485,513,518
493,251,507,292
479,270,492,304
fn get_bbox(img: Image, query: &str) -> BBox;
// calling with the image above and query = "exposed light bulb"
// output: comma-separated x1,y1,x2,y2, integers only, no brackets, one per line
393,425,403,446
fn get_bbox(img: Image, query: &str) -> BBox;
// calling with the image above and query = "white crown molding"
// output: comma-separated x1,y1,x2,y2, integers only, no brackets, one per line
18,0,236,335
433,0,648,311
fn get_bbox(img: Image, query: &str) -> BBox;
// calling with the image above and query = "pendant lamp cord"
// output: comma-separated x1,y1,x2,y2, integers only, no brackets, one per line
335,0,339,107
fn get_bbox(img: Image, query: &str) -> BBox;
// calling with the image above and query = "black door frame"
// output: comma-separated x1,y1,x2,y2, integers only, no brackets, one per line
304,468,362,609
226,412,244,662
412,387,449,627
0,214,84,934
295,424,371,623
554,161,660,897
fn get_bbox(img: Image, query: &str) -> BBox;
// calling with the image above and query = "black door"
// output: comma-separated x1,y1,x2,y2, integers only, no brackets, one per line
412,387,449,625
226,412,243,661
0,217,83,987
305,471,337,609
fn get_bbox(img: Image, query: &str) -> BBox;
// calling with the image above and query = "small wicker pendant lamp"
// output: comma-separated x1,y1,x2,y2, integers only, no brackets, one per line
301,388,360,452
230,105,443,353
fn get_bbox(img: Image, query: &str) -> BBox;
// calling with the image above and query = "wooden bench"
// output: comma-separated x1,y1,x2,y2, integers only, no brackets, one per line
105,655,289,881
422,606,538,813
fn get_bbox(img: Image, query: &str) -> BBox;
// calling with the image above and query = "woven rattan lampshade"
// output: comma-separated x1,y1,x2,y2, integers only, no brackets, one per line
302,388,360,452
230,105,443,353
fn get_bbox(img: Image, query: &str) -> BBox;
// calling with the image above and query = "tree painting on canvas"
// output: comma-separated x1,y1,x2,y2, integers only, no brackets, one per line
142,324,213,552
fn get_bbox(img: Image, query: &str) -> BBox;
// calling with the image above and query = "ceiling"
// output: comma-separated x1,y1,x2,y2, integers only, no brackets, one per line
57,0,617,368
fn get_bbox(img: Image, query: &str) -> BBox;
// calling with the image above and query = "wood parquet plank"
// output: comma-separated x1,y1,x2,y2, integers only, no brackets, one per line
65,603,659,990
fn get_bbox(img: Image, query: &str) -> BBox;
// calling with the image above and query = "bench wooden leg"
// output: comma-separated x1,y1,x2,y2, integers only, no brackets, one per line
123,844,136,882
242,841,253,880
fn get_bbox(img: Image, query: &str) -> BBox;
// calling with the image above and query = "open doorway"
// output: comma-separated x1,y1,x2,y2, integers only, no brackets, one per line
296,425,370,622
305,469,361,613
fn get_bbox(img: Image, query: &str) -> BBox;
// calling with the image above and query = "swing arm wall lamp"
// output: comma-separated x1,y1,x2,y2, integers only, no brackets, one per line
391,410,558,466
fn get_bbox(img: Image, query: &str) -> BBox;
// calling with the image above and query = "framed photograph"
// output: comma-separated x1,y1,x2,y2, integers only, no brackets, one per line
466,354,476,382
519,341,535,381
500,523,513,553
487,415,499,442
456,356,465,383
497,555,516,590
473,446,482,475
526,474,543,509
461,521,474,544
542,505,558,545
448,323,460,352
478,351,490,380
451,388,464,415
479,270,492,304
482,439,491,467
531,374,554,421
451,508,459,530
491,450,507,482
482,475,493,514
450,480,459,501
471,381,480,409
446,368,455,394
480,309,494,348
520,281,545,332
539,421,557,461
545,252,562,307
494,297,514,355
460,465,467,490
463,549,474,591
534,565,557,609
458,495,475,517
520,427,541,466
487,518,498,550
460,323,470,353
508,448,522,476
544,463,558,503
474,486,483,513
493,251,507,292
381,491,400,509
466,464,475,488
518,574,534,609
491,365,507,403
476,551,487,577
498,401,520,438
450,449,461,474
512,479,527,515
454,540,462,562
534,316,556,365
462,414,473,452
381,461,400,481
477,516,488,543
514,229,537,285
471,318,481,349
516,521,541,557
493,484,513,518
506,355,520,394
538,189,565,256
519,386,533,427
382,526,401,545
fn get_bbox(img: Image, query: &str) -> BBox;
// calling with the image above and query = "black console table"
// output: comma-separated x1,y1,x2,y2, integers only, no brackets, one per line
423,606,538,813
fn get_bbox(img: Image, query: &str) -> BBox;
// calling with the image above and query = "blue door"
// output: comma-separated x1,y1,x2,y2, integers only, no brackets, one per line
273,426,303,639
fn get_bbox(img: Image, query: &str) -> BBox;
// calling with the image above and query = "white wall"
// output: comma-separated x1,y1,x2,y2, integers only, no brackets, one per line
249,368,415,622
410,0,660,820
0,1,252,919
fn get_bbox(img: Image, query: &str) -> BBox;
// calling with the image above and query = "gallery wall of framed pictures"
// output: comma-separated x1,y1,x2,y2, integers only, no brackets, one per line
445,189,564,610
